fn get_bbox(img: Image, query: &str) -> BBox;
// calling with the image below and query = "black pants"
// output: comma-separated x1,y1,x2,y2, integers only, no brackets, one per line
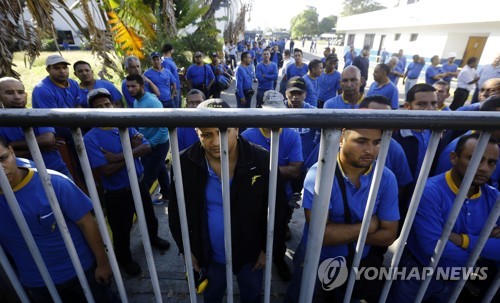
450,87,470,110
105,182,159,264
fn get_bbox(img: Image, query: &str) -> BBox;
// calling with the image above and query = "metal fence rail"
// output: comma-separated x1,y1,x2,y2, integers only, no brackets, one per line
0,109,498,303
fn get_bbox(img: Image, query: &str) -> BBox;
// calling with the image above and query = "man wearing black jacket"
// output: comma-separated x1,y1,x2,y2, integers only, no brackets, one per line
169,99,288,302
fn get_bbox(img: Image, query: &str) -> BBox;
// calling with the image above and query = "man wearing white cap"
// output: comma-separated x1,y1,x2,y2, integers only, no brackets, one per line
32,55,82,109
442,52,459,83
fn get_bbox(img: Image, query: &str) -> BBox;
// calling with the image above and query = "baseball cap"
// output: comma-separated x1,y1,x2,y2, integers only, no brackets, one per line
286,77,307,93
448,52,457,58
194,51,203,57
211,52,218,57
197,99,231,109
45,55,70,67
326,53,339,62
150,51,161,59
262,90,285,109
87,88,111,107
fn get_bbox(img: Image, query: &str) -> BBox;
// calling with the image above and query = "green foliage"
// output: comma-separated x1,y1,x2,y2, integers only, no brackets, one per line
41,39,57,51
290,6,319,39
318,15,338,35
341,0,386,17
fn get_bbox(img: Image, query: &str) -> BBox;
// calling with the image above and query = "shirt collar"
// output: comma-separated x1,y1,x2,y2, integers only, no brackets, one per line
445,170,481,199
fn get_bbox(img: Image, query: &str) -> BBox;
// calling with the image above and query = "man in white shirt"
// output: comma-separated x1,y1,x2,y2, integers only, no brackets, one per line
450,57,480,110
278,50,296,96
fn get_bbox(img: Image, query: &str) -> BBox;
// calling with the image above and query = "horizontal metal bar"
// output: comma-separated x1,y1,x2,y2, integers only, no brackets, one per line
0,109,499,130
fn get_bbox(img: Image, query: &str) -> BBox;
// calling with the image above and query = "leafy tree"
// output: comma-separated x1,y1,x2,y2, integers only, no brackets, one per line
290,6,319,39
340,0,386,17
318,15,338,35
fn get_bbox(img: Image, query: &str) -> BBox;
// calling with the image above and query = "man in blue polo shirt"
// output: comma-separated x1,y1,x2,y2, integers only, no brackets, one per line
73,60,123,107
403,55,425,95
126,75,171,205
433,80,452,111
285,127,399,302
324,66,364,109
425,55,449,85
286,49,308,82
122,56,160,108
441,52,459,83
235,51,255,108
84,88,170,276
302,59,323,107
161,43,182,108
317,54,342,108
144,52,176,108
393,83,437,217
343,45,356,68
242,90,303,281
256,48,278,108
0,137,117,302
366,63,400,109
0,77,70,177
186,52,215,99
389,56,405,86
32,54,82,109
389,133,500,302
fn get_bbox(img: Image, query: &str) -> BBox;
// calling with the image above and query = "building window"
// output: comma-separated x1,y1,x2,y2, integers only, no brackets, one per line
394,33,401,41
410,33,418,41
364,34,375,49
56,30,75,45
347,34,355,46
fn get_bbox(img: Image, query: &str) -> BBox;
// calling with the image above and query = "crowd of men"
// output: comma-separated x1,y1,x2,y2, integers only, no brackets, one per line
0,39,499,302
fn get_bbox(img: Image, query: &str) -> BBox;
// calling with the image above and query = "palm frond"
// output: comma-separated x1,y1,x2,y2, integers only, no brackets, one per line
108,10,145,59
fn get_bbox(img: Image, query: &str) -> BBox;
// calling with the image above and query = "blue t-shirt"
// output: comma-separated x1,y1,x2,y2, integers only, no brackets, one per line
366,81,399,109
0,169,94,287
286,102,319,161
256,62,278,90
144,67,175,104
79,79,123,108
177,127,199,151
84,127,147,190
406,62,425,80
236,65,254,99
408,171,500,268
241,128,303,197
324,94,362,109
253,47,262,63
286,63,308,80
302,162,399,260
0,127,69,176
425,65,443,85
271,53,280,65
186,64,215,88
303,74,319,107
122,79,153,108
32,77,82,109
441,63,458,82
389,62,405,85
133,92,169,146
318,70,341,101
206,163,228,263
161,57,181,89
344,51,357,67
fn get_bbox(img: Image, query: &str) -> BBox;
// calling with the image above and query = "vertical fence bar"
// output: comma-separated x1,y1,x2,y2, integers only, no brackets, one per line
448,196,500,303
342,129,392,303
71,128,129,303
168,128,198,302
299,129,342,303
118,128,162,303
263,128,280,303
481,270,500,303
0,165,61,303
415,131,492,303
0,232,31,302
219,129,234,303
24,128,95,303
379,130,442,302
